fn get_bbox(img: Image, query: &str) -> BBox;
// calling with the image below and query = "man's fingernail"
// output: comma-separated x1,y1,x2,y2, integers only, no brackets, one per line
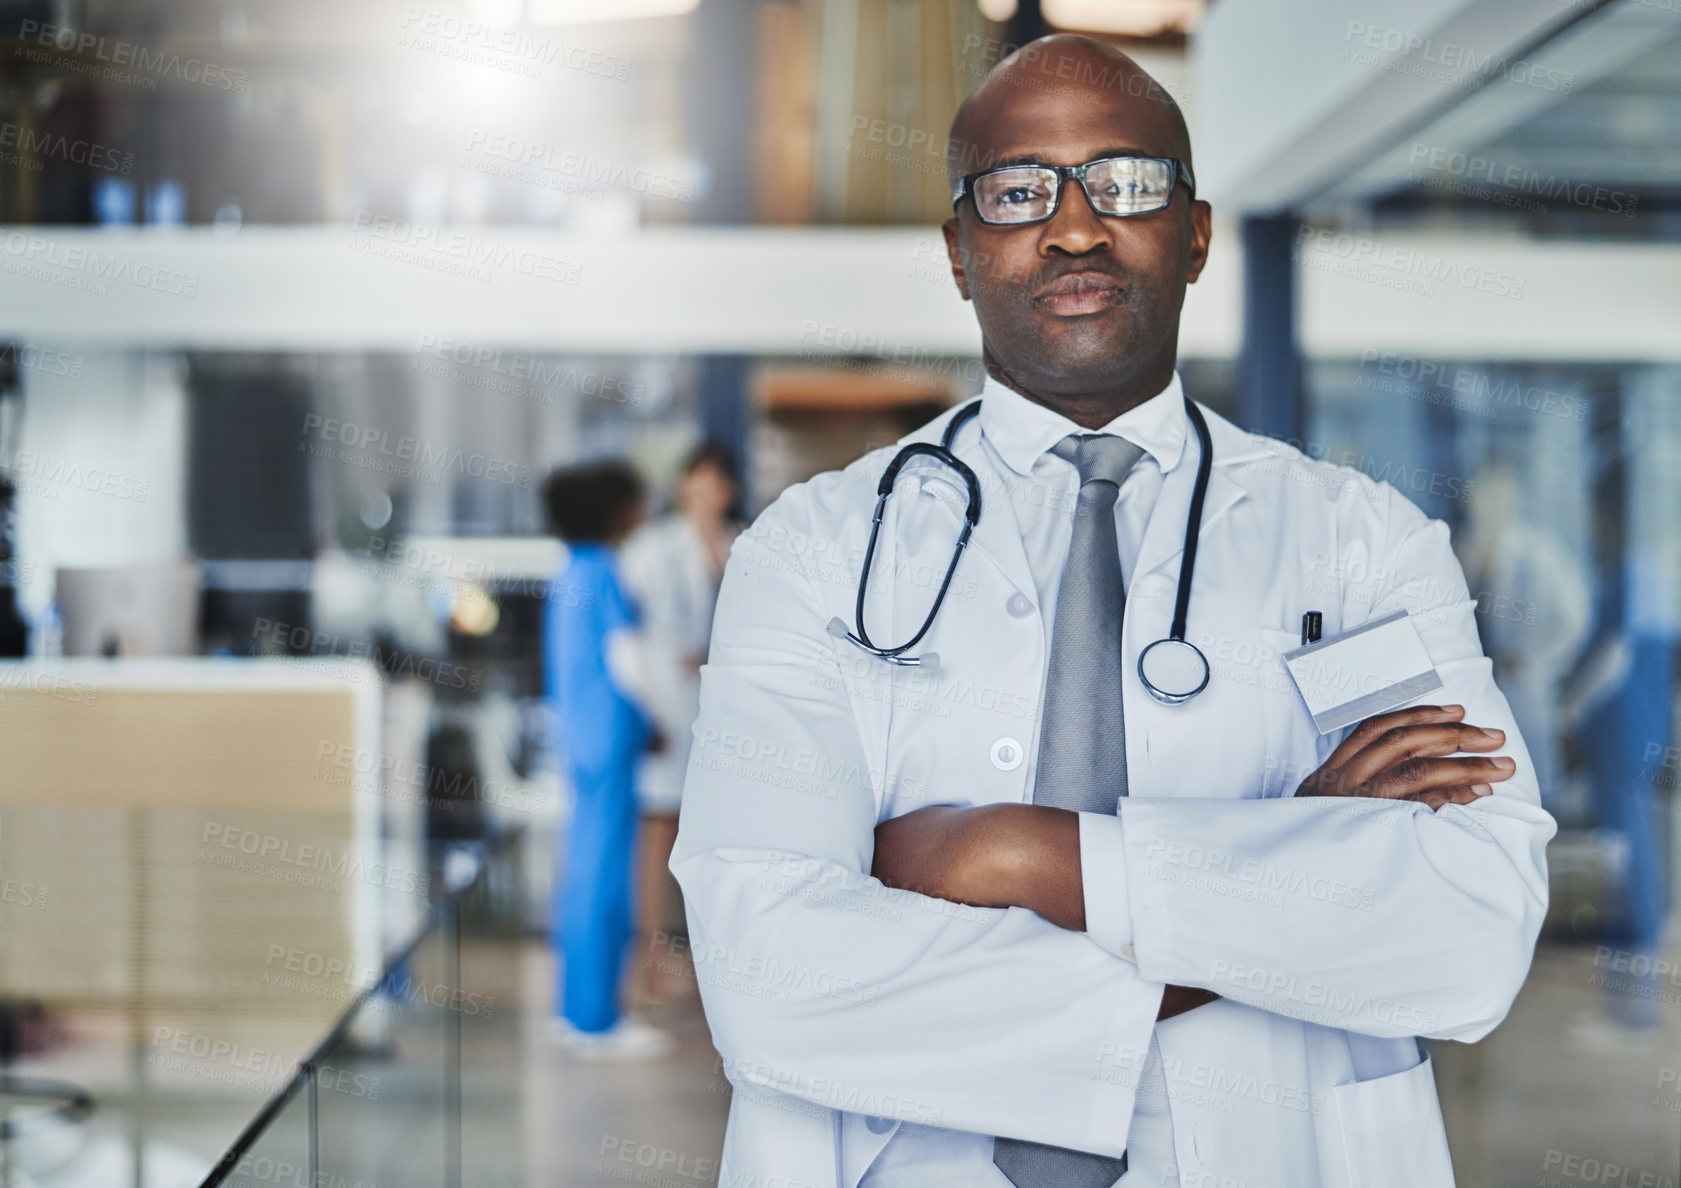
1443,704,1464,713
1471,783,1492,796
1477,727,1504,740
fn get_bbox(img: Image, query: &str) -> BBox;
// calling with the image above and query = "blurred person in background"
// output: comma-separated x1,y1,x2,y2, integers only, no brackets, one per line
1459,463,1592,806
541,459,674,1060
619,441,744,1006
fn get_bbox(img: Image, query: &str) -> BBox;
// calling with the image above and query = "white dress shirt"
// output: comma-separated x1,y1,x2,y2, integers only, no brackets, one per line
857,370,1192,1188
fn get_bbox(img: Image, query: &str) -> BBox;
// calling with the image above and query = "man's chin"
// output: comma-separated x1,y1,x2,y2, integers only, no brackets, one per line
1021,333,1142,386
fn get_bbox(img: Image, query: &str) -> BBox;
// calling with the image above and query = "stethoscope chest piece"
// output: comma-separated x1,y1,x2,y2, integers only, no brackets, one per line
1137,636,1210,704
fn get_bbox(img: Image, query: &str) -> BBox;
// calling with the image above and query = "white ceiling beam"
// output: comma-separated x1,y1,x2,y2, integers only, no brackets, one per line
2,225,1678,361
0,225,1238,359
1193,0,1604,212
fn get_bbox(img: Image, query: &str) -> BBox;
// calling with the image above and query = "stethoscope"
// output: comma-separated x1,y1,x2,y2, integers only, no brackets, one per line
828,394,1215,704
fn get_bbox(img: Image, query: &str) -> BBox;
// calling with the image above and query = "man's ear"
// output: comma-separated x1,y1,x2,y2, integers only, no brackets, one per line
941,217,972,302
1185,200,1213,285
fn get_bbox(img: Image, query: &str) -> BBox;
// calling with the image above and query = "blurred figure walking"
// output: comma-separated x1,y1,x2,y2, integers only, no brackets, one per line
541,459,673,1060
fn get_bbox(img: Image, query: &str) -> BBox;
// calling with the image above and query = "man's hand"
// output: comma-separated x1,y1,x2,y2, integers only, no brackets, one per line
1296,704,1516,810
1158,985,1220,1020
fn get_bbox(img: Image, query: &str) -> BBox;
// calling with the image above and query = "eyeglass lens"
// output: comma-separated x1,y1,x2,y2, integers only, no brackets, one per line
972,157,1175,224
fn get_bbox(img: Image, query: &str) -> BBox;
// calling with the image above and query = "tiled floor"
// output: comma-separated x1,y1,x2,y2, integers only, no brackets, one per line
7,935,1677,1187
522,942,730,1188
1435,943,1681,1187
517,937,1681,1188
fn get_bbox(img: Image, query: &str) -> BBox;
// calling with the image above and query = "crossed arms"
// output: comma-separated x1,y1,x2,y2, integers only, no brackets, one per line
668,489,1555,1150
870,704,1519,1020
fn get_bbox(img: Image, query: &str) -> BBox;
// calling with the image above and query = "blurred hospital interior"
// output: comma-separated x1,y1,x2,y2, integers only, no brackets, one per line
0,0,1679,1184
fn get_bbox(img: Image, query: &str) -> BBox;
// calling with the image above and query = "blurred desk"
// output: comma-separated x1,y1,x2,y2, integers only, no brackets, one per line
0,658,392,1023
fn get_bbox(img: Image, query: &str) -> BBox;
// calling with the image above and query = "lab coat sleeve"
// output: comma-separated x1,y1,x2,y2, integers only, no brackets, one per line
617,522,670,633
1080,812,1136,957
603,627,653,715
617,523,656,603
1115,485,1557,1043
670,485,1165,1153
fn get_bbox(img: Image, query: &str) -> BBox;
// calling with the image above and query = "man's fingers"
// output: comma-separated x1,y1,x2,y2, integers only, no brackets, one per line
1323,704,1464,769
1336,722,1507,788
1364,756,1513,800
1298,704,1519,802
1337,724,1506,789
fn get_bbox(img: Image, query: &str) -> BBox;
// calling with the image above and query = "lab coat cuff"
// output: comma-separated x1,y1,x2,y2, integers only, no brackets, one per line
1117,803,1175,980
1078,811,1135,961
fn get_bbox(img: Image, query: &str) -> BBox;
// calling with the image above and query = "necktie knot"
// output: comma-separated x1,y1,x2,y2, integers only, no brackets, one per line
1055,433,1145,492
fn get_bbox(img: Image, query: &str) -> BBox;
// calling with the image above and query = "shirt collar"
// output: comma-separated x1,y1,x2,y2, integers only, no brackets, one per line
976,370,1188,480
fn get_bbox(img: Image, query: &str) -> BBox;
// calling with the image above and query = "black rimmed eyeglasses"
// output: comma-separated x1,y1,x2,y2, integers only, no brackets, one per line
951,155,1196,226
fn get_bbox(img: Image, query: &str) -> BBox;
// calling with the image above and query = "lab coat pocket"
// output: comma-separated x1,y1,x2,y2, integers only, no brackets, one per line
1257,627,1313,798
1332,1053,1456,1188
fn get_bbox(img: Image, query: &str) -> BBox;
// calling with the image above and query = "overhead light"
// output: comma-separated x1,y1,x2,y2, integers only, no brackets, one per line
449,582,500,638
528,0,699,25
464,0,524,24
978,0,1018,21
1043,0,1203,36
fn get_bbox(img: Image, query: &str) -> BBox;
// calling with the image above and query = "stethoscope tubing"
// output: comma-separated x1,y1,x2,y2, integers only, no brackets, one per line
1169,399,1215,644
840,401,984,663
839,395,1212,700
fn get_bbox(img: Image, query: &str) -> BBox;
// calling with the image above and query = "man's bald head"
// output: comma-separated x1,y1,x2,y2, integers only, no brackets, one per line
946,35,1191,198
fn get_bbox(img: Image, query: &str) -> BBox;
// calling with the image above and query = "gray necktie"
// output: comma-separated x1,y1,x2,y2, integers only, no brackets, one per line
993,433,1144,1188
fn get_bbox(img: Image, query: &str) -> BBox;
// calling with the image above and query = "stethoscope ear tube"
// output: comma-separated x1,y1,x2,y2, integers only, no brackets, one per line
850,490,893,654
843,401,984,665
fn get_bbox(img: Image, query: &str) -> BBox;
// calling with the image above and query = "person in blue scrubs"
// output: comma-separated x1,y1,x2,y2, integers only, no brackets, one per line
541,460,673,1059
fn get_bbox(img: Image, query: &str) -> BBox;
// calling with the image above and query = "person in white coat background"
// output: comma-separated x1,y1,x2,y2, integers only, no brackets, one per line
619,441,743,1005
671,34,1555,1188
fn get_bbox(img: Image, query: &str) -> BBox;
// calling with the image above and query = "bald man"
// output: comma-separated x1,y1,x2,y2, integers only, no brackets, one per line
672,34,1550,1188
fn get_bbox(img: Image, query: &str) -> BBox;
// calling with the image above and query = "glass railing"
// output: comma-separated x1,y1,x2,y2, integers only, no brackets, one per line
199,831,523,1188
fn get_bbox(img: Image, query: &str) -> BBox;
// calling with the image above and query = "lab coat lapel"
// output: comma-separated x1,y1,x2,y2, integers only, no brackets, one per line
951,435,1038,600
1131,404,1254,585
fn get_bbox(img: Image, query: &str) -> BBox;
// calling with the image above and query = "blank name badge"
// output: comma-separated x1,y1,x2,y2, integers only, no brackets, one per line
1281,609,1444,735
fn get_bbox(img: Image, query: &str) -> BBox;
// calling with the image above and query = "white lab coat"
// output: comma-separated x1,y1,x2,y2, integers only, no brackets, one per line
671,399,1555,1188
621,514,728,814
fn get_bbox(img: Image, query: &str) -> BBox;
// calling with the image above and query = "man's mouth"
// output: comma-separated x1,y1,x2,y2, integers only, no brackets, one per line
1033,270,1126,317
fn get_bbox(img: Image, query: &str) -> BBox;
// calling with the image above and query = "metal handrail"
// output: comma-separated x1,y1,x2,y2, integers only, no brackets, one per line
198,827,521,1188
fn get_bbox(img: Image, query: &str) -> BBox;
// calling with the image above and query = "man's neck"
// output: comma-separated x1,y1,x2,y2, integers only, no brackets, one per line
984,355,1175,430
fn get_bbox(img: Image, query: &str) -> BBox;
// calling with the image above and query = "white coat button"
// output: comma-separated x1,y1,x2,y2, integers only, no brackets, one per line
990,737,1024,771
1006,592,1034,618
1120,944,1136,961
865,1115,895,1134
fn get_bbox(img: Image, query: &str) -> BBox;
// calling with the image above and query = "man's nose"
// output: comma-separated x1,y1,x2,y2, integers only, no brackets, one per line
1039,176,1112,255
